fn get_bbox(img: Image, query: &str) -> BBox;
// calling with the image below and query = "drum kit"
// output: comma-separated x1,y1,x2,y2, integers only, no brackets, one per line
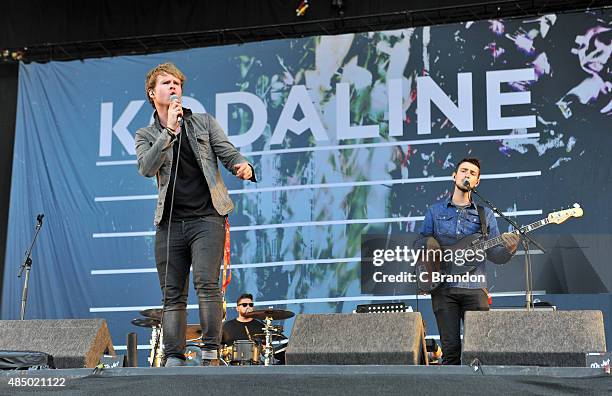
131,307,294,367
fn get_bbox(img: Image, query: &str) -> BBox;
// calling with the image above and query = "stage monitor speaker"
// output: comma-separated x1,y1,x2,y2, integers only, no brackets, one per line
0,319,114,368
462,310,606,367
285,312,425,365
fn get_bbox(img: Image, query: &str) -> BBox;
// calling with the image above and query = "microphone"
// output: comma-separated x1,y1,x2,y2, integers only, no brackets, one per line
462,178,472,190
169,94,182,125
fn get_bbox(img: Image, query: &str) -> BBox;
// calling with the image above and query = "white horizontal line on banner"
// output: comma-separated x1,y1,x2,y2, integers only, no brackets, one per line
91,210,543,238
89,290,545,313
95,133,541,166
96,159,138,166
91,217,423,238
91,250,543,275
94,171,541,202
95,194,158,202
91,257,361,275
113,345,153,351
92,268,157,275
241,133,541,156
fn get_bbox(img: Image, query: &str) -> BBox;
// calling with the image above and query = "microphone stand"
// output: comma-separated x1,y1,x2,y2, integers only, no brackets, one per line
469,187,545,311
18,214,45,320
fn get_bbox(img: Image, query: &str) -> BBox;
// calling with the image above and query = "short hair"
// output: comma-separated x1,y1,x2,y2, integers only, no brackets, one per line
144,63,186,108
236,293,253,304
455,157,481,175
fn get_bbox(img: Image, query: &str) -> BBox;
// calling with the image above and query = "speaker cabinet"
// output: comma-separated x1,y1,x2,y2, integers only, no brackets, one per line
0,319,115,368
462,310,606,367
286,312,426,365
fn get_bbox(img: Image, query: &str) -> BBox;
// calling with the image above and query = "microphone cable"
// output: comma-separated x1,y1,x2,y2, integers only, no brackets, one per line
154,120,183,367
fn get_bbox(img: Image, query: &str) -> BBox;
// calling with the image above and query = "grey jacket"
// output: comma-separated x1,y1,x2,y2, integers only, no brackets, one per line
135,109,254,225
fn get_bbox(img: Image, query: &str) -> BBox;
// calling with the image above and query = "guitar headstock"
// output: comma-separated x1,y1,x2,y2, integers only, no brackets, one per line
547,203,583,224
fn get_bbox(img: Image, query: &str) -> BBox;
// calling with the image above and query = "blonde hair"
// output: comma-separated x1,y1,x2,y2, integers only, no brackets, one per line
145,63,186,107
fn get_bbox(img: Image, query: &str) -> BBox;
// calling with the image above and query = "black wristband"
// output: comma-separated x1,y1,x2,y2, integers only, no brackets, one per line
165,128,176,140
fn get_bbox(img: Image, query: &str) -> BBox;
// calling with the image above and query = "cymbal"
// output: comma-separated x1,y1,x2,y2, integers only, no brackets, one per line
140,308,162,320
131,317,160,328
186,324,202,341
244,309,294,321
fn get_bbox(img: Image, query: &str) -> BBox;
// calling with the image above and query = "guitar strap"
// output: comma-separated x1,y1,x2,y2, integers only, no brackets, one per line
477,205,488,239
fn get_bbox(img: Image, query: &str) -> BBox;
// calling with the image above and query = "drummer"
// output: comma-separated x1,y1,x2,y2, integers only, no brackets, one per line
221,293,264,346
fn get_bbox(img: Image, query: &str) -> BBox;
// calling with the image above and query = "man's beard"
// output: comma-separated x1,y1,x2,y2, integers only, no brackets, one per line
456,182,471,193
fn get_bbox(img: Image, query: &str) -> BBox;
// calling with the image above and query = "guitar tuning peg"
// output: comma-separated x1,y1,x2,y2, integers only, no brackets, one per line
573,203,580,208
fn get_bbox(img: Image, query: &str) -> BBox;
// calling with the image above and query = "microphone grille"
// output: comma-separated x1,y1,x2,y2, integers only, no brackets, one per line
169,94,179,102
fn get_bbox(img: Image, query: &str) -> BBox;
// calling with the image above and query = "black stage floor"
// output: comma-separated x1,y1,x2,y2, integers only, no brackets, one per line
0,365,610,395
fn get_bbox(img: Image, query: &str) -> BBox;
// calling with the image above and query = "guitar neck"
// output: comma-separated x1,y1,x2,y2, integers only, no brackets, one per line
477,217,550,251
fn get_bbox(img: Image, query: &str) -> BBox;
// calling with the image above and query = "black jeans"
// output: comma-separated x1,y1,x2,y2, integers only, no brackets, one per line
431,287,489,365
155,216,226,359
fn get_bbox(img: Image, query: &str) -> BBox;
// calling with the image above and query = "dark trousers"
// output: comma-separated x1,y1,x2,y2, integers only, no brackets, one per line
155,216,226,359
431,287,489,365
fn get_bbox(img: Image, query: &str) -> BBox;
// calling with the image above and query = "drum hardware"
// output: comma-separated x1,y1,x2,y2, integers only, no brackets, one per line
219,345,230,365
251,333,285,341
132,311,202,367
244,309,294,366
252,333,288,365
131,317,160,328
130,316,163,367
148,325,163,367
140,308,162,321
244,309,295,321
136,308,164,366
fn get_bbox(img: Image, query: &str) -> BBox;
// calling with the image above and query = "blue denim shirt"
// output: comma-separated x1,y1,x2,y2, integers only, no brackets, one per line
419,197,513,289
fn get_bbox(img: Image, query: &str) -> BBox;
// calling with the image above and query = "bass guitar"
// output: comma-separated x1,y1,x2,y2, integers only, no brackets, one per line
415,204,583,293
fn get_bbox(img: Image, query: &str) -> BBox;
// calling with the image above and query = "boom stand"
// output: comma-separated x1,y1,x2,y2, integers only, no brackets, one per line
18,214,45,320
469,189,545,310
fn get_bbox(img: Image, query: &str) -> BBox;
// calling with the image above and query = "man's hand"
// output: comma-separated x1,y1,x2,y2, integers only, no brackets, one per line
501,232,519,253
234,163,253,180
167,99,183,132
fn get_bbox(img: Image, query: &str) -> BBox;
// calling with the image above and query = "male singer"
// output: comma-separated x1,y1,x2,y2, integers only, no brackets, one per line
418,157,519,365
135,63,255,367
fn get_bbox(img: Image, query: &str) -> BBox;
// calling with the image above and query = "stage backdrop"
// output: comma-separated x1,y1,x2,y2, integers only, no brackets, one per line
3,10,611,360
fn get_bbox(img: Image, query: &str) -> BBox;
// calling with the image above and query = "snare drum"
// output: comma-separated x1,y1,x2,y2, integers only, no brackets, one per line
223,340,261,365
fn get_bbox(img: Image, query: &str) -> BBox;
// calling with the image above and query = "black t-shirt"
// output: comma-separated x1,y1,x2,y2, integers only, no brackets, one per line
162,129,220,221
221,319,265,346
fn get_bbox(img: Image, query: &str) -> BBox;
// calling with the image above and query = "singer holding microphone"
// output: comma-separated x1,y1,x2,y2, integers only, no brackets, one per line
417,157,519,365
135,63,256,367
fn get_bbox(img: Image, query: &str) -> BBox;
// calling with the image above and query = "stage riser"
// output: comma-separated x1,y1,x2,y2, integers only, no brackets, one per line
0,366,607,396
